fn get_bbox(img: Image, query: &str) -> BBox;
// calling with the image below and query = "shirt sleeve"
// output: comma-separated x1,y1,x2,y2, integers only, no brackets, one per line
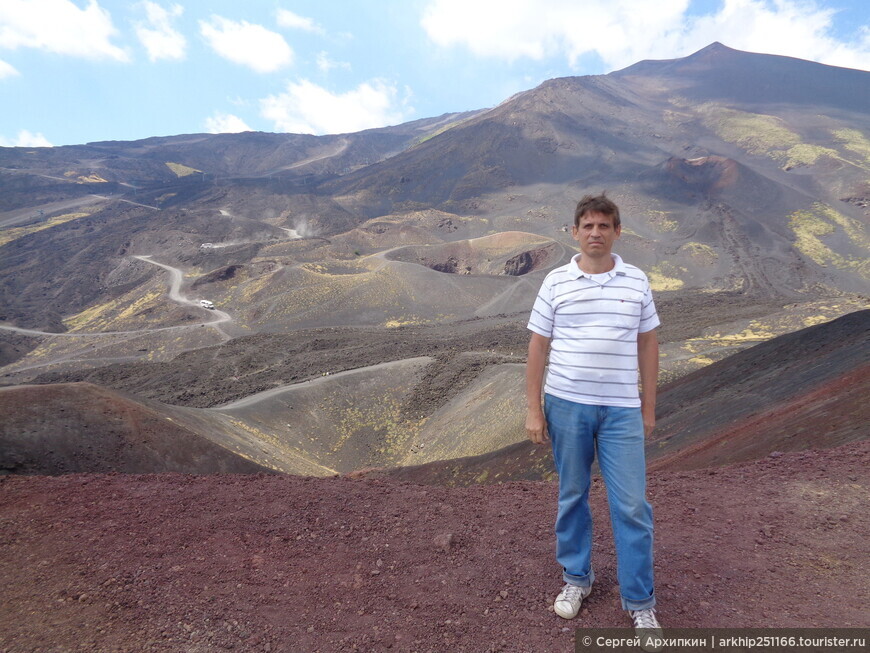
527,278,555,337
638,278,660,333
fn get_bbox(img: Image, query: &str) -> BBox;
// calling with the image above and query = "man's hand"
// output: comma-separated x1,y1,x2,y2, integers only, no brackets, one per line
526,408,549,444
526,332,551,445
637,329,658,439
641,405,655,438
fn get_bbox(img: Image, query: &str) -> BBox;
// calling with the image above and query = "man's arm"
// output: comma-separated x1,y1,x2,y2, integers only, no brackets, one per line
526,332,551,444
637,329,659,438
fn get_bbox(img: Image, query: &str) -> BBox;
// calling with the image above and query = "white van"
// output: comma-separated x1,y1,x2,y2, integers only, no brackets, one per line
199,299,215,309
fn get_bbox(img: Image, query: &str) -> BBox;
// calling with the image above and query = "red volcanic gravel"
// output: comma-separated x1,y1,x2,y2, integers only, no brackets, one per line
1,440,868,652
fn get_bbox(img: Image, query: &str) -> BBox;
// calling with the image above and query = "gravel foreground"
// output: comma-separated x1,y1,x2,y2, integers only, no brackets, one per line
1,440,868,653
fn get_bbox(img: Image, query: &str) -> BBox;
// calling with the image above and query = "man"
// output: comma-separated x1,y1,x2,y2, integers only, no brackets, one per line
525,194,662,643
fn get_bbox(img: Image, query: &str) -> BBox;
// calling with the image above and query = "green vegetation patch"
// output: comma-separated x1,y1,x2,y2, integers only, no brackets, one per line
412,116,474,147
0,211,91,247
789,204,870,278
648,262,686,291
331,395,423,464
814,203,870,249
165,161,202,177
77,173,108,183
773,143,838,169
698,103,799,155
832,128,870,164
646,210,678,232
679,242,718,265
696,104,839,170
63,297,123,331
662,108,692,127
62,289,165,331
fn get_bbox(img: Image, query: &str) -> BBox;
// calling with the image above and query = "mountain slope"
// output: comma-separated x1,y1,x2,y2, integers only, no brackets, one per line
615,42,870,112
649,309,870,470
362,309,870,485
0,383,273,475
2,44,868,334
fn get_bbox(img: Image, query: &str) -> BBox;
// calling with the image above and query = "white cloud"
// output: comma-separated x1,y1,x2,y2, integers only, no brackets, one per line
0,129,53,147
0,0,128,61
200,15,293,73
276,8,322,34
260,79,412,134
316,51,351,73
135,1,186,62
204,112,252,133
421,0,870,72
0,59,19,78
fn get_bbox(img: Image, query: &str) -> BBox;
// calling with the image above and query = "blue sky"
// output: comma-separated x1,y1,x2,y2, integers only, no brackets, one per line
1,0,867,146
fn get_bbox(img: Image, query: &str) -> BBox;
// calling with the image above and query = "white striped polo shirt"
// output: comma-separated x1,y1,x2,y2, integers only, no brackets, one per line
527,252,660,408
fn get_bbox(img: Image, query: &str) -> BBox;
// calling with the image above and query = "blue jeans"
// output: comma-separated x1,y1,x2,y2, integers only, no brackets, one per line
544,393,655,611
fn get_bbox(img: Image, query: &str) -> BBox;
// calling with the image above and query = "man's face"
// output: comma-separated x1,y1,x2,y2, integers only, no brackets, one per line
572,211,621,259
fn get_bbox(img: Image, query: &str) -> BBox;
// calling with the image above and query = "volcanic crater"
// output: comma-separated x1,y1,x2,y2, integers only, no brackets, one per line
386,232,564,276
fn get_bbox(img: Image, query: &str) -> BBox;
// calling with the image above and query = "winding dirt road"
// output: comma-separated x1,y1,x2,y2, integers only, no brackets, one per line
89,195,160,211
0,195,106,229
0,256,236,377
214,357,434,410
0,256,232,341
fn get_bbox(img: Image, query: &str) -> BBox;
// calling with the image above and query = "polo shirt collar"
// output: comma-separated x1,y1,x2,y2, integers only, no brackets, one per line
568,253,627,279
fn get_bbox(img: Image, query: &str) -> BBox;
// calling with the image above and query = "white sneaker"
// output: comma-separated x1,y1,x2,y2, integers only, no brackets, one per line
553,583,592,619
629,608,663,652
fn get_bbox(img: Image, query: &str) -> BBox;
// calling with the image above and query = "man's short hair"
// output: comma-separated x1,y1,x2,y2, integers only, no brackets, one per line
574,193,621,229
